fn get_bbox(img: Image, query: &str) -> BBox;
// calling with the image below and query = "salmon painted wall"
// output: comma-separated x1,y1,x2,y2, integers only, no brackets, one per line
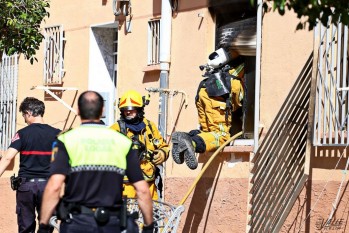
0,1,116,232
260,11,313,130
1,1,347,233
260,10,349,233
115,0,214,133
17,0,117,131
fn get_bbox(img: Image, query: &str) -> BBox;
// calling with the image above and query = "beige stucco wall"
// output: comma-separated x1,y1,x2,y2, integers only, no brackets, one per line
116,0,215,134
1,1,348,233
16,0,119,132
260,10,349,233
260,11,313,130
2,0,117,179
1,1,116,232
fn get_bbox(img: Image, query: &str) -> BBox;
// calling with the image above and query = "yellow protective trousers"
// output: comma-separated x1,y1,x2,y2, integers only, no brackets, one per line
123,181,158,200
195,76,244,152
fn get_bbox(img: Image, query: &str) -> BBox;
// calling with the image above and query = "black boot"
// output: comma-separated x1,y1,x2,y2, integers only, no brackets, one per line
171,132,198,170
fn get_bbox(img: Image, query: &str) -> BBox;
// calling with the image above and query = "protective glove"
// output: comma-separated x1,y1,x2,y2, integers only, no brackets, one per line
152,149,166,165
142,222,155,233
37,223,51,233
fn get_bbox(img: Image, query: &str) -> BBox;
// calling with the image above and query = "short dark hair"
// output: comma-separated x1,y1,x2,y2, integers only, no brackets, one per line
19,97,45,117
78,91,104,120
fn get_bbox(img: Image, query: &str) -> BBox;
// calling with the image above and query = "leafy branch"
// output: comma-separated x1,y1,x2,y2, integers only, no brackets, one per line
0,0,50,63
253,0,349,30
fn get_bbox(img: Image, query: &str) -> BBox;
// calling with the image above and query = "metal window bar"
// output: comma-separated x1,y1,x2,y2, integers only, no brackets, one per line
0,53,18,152
313,18,349,146
43,25,65,85
147,20,160,65
248,54,312,232
113,29,118,87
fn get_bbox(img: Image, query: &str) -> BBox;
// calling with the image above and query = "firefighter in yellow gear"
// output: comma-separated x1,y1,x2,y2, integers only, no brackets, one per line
110,90,170,200
172,49,244,170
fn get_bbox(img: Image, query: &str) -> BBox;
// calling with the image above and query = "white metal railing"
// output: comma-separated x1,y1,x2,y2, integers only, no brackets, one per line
247,54,312,233
313,19,349,146
0,53,18,151
43,25,65,85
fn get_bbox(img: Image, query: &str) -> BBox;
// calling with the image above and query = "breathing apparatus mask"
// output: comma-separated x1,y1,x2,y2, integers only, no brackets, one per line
198,48,234,97
205,71,232,97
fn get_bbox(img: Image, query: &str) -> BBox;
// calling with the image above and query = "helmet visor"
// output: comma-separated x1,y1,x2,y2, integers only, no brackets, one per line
120,106,139,111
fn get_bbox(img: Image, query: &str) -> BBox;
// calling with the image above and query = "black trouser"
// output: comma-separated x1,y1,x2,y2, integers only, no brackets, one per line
60,214,121,233
16,178,50,233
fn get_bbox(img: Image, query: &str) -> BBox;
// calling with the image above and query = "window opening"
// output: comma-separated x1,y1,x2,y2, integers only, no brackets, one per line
113,29,118,88
43,25,65,85
147,19,160,65
215,15,257,145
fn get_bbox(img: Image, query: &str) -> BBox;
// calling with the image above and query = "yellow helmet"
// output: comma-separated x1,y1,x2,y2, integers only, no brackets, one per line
119,90,143,110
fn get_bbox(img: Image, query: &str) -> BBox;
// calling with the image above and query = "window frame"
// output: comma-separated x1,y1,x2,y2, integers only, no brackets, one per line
147,19,161,65
43,25,65,85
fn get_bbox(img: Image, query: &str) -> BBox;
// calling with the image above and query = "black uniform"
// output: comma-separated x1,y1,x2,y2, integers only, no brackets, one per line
50,122,144,233
9,123,60,233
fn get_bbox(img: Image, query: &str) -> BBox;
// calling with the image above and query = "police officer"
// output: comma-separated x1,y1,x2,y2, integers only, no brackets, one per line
110,90,170,200
0,97,60,233
38,91,154,233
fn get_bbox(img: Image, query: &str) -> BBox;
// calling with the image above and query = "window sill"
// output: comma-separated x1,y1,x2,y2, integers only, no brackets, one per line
222,145,254,153
142,64,161,72
222,139,254,153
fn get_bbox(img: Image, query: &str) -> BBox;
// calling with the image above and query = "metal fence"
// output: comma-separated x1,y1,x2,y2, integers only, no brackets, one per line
0,53,18,151
247,54,312,233
313,20,349,146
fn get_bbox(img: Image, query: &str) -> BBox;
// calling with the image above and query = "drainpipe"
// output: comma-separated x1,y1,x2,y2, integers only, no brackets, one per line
158,0,172,138
254,0,262,153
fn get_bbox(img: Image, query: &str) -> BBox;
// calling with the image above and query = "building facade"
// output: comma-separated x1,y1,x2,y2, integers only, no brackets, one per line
1,0,348,232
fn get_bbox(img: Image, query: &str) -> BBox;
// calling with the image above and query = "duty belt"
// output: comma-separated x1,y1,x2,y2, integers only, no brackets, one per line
78,205,122,224
78,205,121,216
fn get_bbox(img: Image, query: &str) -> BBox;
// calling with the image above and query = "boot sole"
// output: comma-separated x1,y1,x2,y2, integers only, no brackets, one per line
180,133,198,170
171,132,184,164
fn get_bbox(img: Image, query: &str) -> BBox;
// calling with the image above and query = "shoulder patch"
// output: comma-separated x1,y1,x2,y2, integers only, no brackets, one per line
11,133,20,143
51,145,58,162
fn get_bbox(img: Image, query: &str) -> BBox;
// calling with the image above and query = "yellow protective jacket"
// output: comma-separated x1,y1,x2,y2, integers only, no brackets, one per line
110,118,169,199
196,62,244,152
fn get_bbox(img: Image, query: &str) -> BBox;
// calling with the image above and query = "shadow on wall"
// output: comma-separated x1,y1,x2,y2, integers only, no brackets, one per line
313,147,349,169
182,158,223,232
248,53,313,232
303,141,349,233
142,71,160,83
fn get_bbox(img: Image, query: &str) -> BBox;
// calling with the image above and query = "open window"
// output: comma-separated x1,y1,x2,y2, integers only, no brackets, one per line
209,2,258,148
147,19,161,65
43,25,65,85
